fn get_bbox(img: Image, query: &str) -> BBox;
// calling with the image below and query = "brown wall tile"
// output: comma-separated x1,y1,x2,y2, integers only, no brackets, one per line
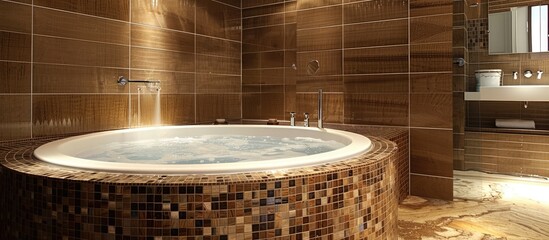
344,46,409,74
344,94,408,126
410,73,453,93
131,0,194,32
243,13,284,29
297,76,343,93
1,0,242,141
297,93,344,123
196,74,241,94
297,6,342,29
242,0,283,8
410,174,453,200
0,32,31,62
297,0,341,10
297,26,342,51
0,95,31,140
34,36,128,67
131,47,194,72
130,70,195,94
216,0,240,8
260,92,285,119
35,0,130,21
196,55,241,75
411,128,453,177
196,36,241,58
344,19,408,48
260,69,284,85
297,50,342,76
33,64,127,94
410,14,452,44
410,93,453,128
261,51,285,68
344,0,408,24
32,95,129,136
131,25,194,53
0,1,31,33
242,93,262,119
34,7,129,45
344,74,409,93
196,0,241,41
243,25,285,52
130,93,195,127
196,94,241,122
410,43,452,72
0,62,31,93
410,0,453,17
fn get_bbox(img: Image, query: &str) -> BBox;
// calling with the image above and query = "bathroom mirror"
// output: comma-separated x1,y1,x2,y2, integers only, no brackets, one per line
488,1,548,54
307,60,320,75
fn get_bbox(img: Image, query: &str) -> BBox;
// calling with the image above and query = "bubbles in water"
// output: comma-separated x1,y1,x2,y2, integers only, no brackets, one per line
77,135,346,165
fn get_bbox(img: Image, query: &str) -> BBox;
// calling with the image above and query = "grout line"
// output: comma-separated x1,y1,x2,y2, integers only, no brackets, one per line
1,0,32,6
298,44,409,54
244,49,296,54
210,0,239,9
410,173,454,180
0,60,33,64
240,0,243,121
0,93,34,96
31,93,202,95
33,34,129,47
409,12,453,19
128,0,132,128
241,1,288,10
32,4,129,23
0,29,32,36
409,126,453,131
31,62,131,70
194,1,197,124
407,1,412,195
282,1,286,120
32,3,242,44
242,11,285,20
34,34,238,60
30,0,34,138
341,0,344,123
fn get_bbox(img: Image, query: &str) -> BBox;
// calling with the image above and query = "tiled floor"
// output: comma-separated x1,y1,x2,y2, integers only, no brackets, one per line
398,171,549,240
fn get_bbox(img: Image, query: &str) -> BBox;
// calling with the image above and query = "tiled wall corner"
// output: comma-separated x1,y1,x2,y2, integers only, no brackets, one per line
410,0,454,200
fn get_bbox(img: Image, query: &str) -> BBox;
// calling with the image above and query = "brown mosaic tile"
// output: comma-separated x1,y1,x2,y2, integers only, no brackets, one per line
0,130,399,239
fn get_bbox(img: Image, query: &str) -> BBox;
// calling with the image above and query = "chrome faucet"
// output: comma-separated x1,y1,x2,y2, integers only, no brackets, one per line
318,89,323,129
304,113,309,127
290,112,296,126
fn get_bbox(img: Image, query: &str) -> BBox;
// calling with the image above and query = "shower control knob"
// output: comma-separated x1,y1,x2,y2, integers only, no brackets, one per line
524,70,533,78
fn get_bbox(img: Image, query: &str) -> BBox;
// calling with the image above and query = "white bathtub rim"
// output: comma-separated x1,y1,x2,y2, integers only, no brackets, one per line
33,125,372,175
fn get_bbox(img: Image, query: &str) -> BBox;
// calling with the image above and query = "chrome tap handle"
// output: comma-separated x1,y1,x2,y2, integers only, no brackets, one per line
304,113,309,127
290,112,296,126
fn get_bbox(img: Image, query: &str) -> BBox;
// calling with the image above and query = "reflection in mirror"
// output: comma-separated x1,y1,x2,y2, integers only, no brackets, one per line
307,60,320,75
488,2,549,54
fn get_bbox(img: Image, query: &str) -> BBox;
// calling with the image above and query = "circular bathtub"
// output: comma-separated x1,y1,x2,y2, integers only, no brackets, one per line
1,125,399,239
33,125,372,174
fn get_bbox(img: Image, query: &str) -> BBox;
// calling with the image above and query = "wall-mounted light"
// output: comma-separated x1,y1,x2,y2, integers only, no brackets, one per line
151,0,158,9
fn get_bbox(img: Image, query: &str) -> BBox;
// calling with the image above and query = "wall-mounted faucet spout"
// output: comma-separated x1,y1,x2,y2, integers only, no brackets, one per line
117,76,160,86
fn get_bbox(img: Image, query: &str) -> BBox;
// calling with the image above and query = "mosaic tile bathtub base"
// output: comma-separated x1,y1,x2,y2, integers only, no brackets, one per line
0,134,399,239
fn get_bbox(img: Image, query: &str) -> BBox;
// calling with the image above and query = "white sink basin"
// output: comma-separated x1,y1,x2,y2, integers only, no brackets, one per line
465,85,549,101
